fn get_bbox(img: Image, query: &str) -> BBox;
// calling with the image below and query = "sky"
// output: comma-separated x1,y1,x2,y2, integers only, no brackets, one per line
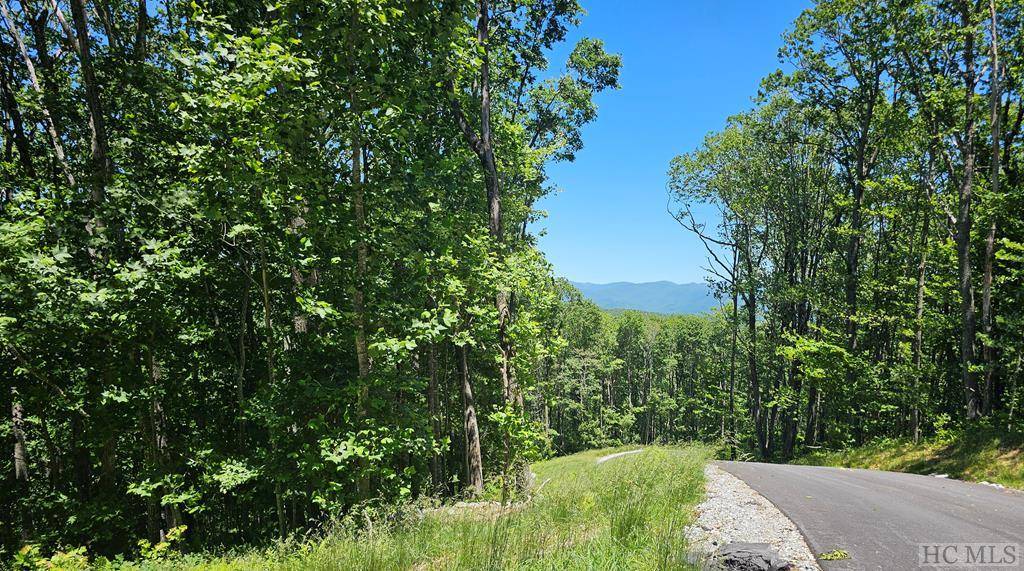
533,0,811,285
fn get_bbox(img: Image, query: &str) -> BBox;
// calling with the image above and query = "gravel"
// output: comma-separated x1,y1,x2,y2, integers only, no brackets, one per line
685,464,820,570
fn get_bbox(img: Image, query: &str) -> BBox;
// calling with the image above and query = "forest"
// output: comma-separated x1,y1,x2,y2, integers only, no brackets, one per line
553,0,1024,471
667,0,1024,460
0,0,623,558
1,0,1023,566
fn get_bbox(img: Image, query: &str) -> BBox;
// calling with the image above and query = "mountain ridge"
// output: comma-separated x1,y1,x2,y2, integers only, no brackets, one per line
570,280,718,315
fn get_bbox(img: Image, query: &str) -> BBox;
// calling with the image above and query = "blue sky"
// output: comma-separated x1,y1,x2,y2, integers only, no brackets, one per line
533,0,811,284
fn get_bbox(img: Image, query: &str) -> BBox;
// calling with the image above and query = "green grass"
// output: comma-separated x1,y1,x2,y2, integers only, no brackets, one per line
121,445,710,570
795,427,1024,490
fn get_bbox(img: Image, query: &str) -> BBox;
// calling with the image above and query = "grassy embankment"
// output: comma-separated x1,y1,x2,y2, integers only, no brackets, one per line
118,445,709,570
795,426,1024,490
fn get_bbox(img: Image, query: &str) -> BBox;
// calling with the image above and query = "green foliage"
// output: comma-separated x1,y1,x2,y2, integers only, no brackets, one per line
11,545,90,571
137,526,188,562
540,292,735,455
668,0,1024,461
0,0,620,562
818,549,850,561
797,424,1024,490
106,446,710,570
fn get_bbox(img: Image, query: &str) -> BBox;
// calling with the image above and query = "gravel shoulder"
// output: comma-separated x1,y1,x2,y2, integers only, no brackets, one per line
685,463,820,570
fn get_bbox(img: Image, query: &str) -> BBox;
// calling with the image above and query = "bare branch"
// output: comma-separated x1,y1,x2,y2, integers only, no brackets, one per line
0,0,75,187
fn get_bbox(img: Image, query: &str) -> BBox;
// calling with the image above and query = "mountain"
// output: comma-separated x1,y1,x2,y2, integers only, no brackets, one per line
569,281,718,315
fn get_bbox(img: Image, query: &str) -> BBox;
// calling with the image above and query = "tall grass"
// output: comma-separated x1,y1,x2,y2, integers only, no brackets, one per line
795,426,1024,490
120,445,709,570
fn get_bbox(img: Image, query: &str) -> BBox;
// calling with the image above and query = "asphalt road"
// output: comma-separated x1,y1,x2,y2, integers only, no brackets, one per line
718,461,1024,570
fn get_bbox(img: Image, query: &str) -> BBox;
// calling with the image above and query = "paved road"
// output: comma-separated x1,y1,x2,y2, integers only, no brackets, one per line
718,461,1024,570
595,448,643,464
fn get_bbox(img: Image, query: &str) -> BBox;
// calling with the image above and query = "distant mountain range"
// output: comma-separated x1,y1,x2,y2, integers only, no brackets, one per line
570,281,719,315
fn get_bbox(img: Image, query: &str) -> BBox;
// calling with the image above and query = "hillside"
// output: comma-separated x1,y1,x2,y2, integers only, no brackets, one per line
795,427,1024,491
571,281,718,314
87,447,708,570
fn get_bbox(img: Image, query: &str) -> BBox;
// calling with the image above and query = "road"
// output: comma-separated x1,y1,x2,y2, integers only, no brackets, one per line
595,448,643,464
718,461,1024,570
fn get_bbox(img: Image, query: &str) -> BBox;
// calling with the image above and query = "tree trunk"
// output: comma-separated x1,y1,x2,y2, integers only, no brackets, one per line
781,251,804,459
844,173,865,396
804,385,819,446
0,60,34,180
274,482,286,539
70,416,92,505
912,157,933,442
37,414,61,484
781,360,801,458
742,226,766,458
428,342,442,488
957,2,982,420
348,29,373,497
476,0,501,242
348,7,371,420
12,387,30,491
448,0,519,411
237,281,249,447
259,245,276,388
981,0,1000,416
981,223,996,412
728,249,738,458
134,0,148,61
351,149,370,386
746,290,765,458
145,333,180,539
288,205,316,337
475,0,516,408
69,0,110,202
458,345,484,495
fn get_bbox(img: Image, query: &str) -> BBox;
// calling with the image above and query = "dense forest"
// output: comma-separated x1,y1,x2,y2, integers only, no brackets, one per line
538,302,731,452
666,0,1024,458
3,0,1024,564
546,0,1024,467
0,0,623,558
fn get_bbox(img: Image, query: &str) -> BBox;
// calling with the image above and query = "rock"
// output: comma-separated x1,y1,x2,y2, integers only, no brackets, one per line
715,542,793,571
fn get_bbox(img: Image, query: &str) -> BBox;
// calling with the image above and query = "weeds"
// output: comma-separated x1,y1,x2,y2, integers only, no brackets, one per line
104,445,709,570
796,425,1024,490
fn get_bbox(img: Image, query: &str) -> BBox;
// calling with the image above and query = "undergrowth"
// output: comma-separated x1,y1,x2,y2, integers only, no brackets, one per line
27,445,710,570
795,425,1024,490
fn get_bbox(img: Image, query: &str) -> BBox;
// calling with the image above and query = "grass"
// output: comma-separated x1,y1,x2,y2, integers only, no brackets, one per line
120,445,710,570
795,426,1024,490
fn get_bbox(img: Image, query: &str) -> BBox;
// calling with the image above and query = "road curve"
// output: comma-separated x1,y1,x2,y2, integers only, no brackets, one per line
717,461,1024,570
595,448,643,464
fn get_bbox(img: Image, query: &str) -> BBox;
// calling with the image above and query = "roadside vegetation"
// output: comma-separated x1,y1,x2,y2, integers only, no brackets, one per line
13,447,708,570
796,425,1024,490
667,0,1024,466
